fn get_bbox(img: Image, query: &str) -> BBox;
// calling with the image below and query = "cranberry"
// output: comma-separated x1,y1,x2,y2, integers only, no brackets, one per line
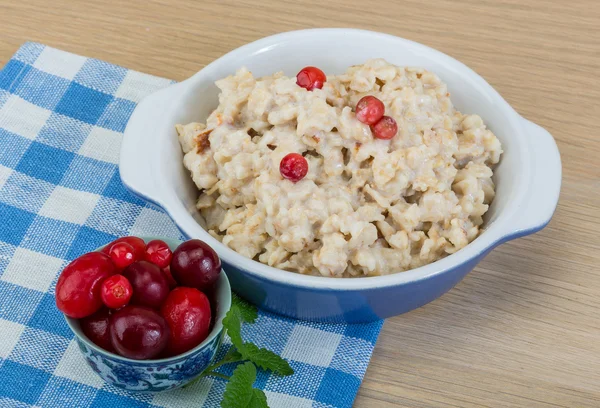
355,96,385,125
145,240,172,268
102,236,146,261
296,66,326,91
101,274,133,309
162,265,178,290
123,261,170,310
170,240,221,292
161,287,212,356
108,242,136,269
56,252,116,318
371,116,398,140
80,308,114,352
110,306,170,360
280,153,308,182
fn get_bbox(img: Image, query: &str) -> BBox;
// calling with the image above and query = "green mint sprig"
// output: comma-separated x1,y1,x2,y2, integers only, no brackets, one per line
186,293,294,408
221,362,268,407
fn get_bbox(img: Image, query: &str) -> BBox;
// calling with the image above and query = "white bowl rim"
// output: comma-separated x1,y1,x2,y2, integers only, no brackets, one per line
121,28,561,292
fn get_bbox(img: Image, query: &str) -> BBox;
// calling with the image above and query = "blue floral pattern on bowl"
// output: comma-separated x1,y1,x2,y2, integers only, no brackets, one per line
75,331,223,392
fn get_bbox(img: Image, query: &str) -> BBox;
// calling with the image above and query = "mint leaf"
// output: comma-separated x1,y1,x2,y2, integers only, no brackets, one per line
223,295,258,350
221,362,268,408
232,293,258,323
222,346,243,363
217,293,294,406
222,305,243,350
223,297,292,377
239,343,294,376
249,389,268,407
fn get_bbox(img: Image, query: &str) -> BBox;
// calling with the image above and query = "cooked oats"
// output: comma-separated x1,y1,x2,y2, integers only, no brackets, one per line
176,59,502,277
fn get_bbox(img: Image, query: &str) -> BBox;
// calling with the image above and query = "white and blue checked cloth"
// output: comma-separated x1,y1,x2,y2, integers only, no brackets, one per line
0,43,384,408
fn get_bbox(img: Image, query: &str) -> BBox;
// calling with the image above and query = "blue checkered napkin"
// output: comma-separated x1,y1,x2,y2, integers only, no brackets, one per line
0,42,384,408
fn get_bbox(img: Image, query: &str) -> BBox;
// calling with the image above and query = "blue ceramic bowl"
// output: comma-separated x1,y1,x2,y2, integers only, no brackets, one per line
121,29,561,323
64,237,231,392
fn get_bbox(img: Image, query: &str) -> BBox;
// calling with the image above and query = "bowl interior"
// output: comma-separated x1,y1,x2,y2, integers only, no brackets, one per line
65,236,231,364
154,29,527,280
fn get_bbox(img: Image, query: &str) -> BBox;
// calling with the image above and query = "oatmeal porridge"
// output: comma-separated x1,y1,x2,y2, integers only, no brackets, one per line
176,59,502,278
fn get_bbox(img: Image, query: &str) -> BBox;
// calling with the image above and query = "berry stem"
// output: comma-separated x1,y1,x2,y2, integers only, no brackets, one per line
205,372,231,381
184,355,247,388
204,356,247,373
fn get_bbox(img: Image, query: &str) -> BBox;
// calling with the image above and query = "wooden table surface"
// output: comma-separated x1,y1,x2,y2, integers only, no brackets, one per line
2,0,599,406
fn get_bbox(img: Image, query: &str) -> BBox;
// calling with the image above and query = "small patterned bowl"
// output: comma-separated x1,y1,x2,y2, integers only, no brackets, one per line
64,237,231,393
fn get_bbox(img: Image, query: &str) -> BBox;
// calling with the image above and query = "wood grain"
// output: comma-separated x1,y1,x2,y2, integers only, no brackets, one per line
1,0,599,406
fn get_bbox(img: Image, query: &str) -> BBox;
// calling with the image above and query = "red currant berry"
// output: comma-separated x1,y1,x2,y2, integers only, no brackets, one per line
145,240,172,268
280,153,309,182
108,242,136,269
355,96,385,125
101,274,133,309
296,66,326,91
102,236,146,260
371,116,398,140
56,252,116,318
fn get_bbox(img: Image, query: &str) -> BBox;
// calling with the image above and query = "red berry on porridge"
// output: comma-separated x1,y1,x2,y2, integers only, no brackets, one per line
279,153,309,182
296,66,326,90
371,115,398,140
355,95,385,125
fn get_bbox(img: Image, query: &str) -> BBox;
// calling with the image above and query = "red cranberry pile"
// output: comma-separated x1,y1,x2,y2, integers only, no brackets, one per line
282,67,398,183
56,237,221,360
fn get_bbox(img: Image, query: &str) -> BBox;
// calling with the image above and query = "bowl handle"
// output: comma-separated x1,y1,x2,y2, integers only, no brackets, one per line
119,92,170,208
509,119,561,236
